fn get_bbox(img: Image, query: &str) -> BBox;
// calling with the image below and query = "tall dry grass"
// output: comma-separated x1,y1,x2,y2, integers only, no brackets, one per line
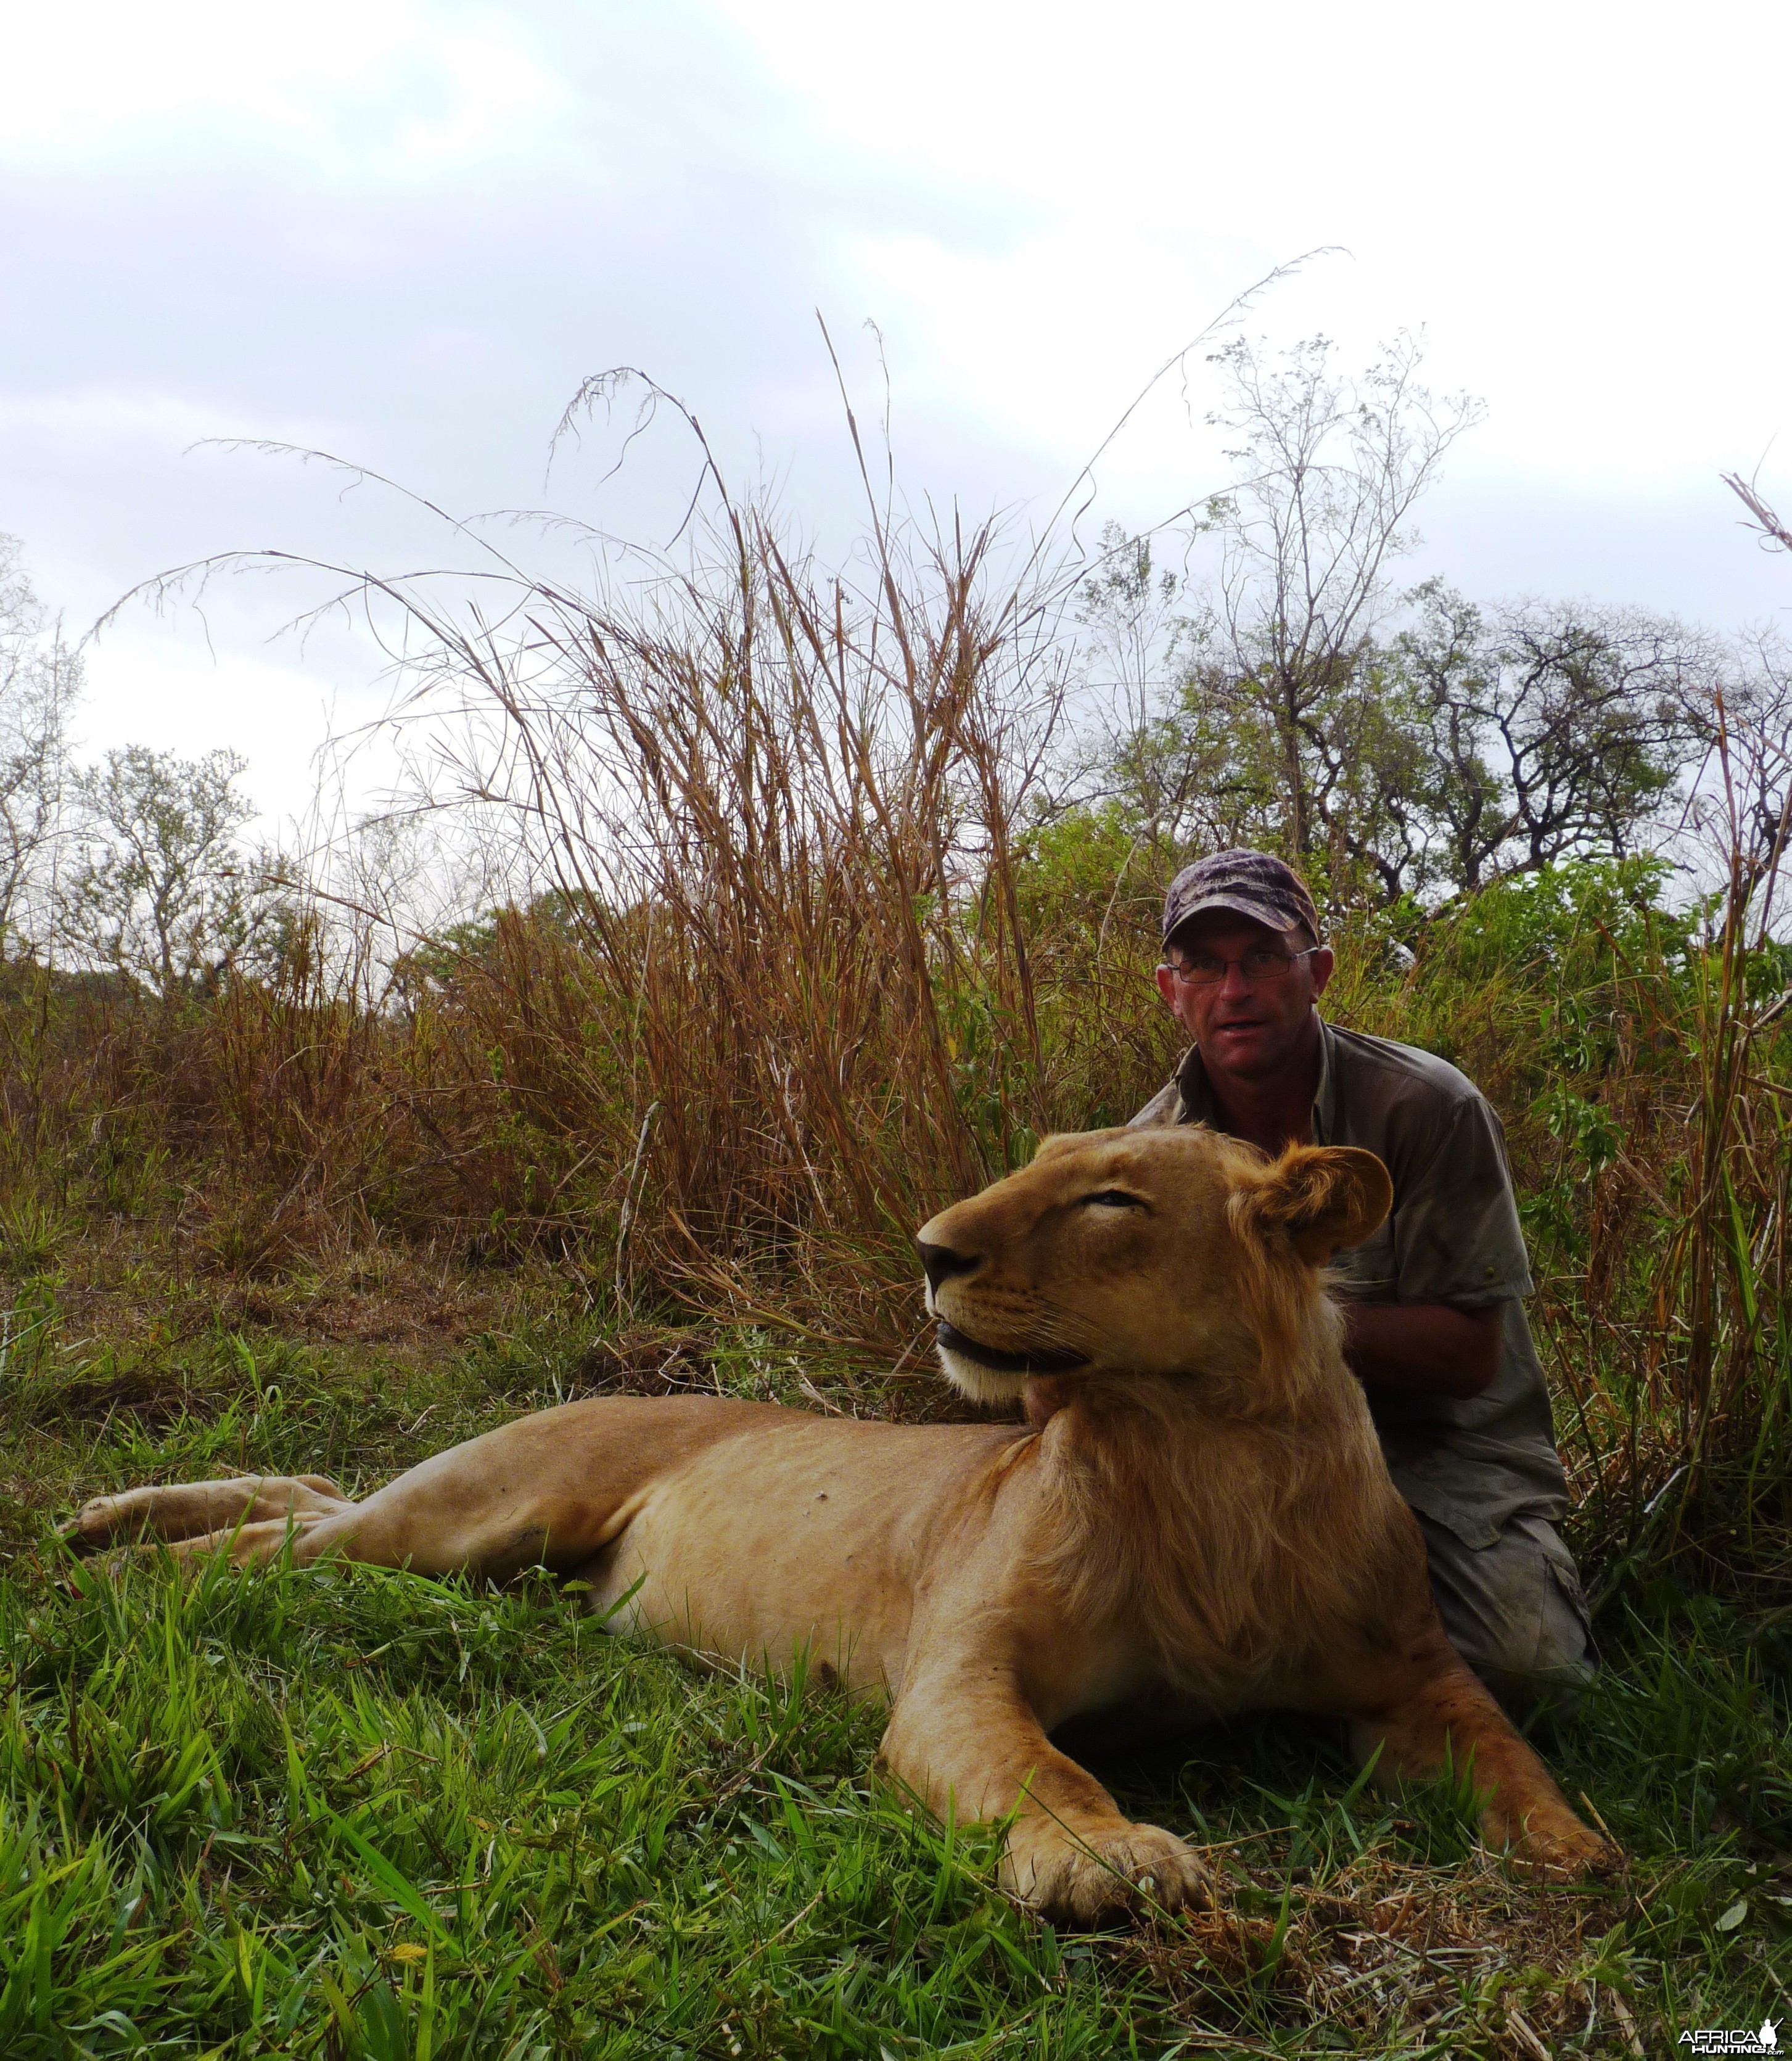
315,406,1175,1352
4,425,1788,1583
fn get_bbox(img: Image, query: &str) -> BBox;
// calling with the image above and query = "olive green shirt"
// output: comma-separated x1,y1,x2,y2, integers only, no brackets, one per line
1130,1018,1569,1549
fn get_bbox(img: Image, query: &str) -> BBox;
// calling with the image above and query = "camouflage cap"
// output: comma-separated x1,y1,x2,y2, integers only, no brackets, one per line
1161,849,1321,950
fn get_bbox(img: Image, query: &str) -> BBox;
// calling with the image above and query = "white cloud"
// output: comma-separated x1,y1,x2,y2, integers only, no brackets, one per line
73,630,370,838
2,0,564,175
719,0,1792,485
3,0,1790,839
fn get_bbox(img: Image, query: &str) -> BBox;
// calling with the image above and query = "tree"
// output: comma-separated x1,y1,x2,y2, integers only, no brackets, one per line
1716,482,1792,910
1066,526,1223,858
1191,332,1484,870
0,534,81,957
57,746,265,996
1094,339,1722,907
1395,584,1712,891
1698,630,1792,918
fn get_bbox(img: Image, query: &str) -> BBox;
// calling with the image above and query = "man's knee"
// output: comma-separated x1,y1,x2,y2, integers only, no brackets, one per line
1415,1511,1595,1719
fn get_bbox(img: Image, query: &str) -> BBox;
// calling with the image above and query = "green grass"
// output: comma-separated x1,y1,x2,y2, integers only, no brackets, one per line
2,1296,1789,2057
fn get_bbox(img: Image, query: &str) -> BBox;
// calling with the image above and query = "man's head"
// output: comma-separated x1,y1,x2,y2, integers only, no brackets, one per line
1154,850,1333,1082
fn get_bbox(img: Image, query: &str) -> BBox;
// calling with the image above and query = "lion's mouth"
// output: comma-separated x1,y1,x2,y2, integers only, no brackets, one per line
934,1321,1088,1377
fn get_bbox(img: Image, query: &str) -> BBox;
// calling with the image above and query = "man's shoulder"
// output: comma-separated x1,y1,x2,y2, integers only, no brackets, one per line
1325,1023,1489,1117
1128,1077,1183,1129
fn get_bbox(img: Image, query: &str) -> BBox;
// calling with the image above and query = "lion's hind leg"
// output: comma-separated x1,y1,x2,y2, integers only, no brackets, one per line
62,1474,355,1555
64,1397,774,1582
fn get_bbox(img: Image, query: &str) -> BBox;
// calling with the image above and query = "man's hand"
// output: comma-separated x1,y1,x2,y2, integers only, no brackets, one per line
1342,1302,1502,1401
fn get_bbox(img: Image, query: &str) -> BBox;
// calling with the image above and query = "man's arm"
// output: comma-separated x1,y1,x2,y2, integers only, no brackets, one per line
1342,1302,1502,1401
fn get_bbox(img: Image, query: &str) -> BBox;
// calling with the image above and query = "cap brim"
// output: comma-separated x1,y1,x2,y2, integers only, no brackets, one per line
1162,892,1299,946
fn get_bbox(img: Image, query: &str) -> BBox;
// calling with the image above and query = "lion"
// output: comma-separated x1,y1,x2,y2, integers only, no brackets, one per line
64,1126,1616,1922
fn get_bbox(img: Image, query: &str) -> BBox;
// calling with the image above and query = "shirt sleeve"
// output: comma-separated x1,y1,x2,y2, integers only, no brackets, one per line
1391,1093,1534,1305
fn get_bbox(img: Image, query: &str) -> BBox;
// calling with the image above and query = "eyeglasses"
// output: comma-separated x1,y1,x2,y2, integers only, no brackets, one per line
1164,947,1319,987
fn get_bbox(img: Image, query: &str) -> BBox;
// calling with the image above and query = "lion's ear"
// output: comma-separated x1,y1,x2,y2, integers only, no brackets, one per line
1240,1146,1392,1265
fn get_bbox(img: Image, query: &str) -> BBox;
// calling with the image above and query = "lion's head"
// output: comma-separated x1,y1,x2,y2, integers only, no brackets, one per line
916,1127,1391,1412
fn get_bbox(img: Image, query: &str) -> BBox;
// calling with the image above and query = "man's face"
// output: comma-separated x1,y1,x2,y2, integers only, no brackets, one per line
1153,911,1334,1082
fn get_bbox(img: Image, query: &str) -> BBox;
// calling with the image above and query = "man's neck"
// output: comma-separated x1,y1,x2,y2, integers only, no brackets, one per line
1199,1013,1323,1156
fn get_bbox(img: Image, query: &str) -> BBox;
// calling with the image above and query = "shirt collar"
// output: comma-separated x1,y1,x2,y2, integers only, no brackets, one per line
1175,1013,1338,1145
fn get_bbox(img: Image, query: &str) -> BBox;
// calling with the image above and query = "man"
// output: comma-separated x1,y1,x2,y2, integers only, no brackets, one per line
1132,849,1594,1718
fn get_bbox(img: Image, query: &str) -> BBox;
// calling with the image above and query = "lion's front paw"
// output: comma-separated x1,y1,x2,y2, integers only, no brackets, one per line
1484,1799,1621,1880
1005,1819,1211,1926
1511,1816,1621,1880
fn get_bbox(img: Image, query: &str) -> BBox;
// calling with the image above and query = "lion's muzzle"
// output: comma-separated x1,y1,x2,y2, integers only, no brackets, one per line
918,1239,980,1290
934,1320,1087,1376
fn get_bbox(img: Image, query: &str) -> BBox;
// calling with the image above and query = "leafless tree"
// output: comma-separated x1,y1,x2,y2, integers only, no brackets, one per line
1715,474,1792,907
0,534,81,956
1195,332,1484,862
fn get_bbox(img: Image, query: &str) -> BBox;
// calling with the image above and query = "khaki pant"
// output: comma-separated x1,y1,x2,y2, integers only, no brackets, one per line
1413,1510,1596,1719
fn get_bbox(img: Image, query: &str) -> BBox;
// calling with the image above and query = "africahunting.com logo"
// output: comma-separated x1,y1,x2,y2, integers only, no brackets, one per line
1679,2022,1780,2055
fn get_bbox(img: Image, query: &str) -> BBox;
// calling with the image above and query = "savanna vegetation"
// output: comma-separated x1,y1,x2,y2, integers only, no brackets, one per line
1,343,1790,2056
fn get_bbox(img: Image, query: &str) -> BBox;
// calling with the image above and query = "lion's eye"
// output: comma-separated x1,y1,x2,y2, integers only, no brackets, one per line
1083,1190,1145,1210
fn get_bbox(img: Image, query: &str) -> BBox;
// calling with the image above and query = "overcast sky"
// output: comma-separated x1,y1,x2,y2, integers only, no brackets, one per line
4,0,1790,839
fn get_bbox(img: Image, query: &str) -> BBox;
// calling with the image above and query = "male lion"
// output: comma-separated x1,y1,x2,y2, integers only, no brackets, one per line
65,1127,1614,1922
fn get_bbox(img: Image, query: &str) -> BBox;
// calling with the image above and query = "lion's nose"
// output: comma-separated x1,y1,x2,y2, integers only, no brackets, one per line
917,1240,980,1289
